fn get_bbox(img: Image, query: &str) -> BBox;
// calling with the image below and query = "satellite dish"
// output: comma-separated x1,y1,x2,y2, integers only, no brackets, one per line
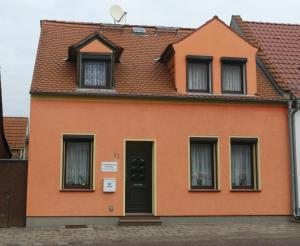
110,5,127,23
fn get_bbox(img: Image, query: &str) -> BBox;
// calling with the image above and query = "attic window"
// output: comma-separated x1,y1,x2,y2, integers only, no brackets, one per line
79,54,112,89
132,27,147,35
187,56,213,93
221,57,247,94
68,33,123,90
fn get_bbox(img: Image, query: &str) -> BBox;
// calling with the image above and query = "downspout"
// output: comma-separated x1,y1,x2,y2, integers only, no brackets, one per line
288,100,299,218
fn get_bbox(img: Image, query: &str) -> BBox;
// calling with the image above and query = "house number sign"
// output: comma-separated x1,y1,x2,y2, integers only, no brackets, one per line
101,162,118,172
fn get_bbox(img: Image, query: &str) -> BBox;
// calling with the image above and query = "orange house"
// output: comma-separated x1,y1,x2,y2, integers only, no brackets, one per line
28,16,291,226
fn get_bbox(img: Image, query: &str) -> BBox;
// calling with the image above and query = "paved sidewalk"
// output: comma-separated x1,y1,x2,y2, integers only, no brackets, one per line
1,221,300,246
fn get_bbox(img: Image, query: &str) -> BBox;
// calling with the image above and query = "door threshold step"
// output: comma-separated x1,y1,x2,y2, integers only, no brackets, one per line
125,213,154,216
119,216,161,226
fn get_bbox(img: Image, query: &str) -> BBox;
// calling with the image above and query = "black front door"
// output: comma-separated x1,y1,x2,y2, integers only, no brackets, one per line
126,141,152,213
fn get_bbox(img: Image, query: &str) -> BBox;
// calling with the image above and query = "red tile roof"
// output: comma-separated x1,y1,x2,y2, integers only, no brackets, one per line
30,19,285,102
232,16,300,98
3,117,28,149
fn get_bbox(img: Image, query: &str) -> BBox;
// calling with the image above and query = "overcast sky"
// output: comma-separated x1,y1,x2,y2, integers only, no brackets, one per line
0,0,299,117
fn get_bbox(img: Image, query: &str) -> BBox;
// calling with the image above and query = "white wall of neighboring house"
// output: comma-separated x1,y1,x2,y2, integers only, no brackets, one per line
294,111,300,212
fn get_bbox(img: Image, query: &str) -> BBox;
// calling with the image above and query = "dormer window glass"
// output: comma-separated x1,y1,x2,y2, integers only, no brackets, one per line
221,58,247,94
187,56,212,93
83,61,107,87
79,54,112,89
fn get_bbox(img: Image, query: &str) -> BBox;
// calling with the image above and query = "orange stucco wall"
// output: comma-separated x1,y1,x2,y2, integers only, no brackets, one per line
173,18,258,95
27,97,291,217
80,39,112,53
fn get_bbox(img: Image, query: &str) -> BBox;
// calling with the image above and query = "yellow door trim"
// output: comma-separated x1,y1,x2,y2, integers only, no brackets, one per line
123,139,157,216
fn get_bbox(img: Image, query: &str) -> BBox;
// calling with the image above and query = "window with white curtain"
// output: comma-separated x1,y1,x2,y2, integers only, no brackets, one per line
63,136,93,189
222,61,245,94
80,55,112,89
231,139,258,189
84,61,107,87
188,61,210,92
190,138,217,189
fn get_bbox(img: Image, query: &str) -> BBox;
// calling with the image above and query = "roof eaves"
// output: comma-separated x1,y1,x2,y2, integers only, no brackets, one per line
30,91,288,104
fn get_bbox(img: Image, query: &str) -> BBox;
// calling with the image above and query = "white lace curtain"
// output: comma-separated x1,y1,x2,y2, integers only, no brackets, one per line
65,142,90,186
231,144,252,187
188,63,208,91
222,63,242,92
84,62,106,86
191,143,212,187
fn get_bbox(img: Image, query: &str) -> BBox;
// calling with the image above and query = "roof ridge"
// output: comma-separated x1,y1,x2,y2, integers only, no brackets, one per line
41,19,195,31
244,20,300,27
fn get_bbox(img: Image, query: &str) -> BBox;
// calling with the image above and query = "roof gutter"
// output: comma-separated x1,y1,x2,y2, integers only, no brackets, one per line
30,91,288,104
288,99,300,218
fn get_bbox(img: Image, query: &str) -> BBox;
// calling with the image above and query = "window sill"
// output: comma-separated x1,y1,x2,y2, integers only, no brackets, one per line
230,189,261,192
187,91,212,95
221,92,246,96
189,189,221,192
60,189,95,192
76,88,116,93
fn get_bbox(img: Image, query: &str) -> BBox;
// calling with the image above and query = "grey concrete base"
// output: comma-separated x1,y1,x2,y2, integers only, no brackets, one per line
161,215,291,224
26,216,119,227
27,215,292,227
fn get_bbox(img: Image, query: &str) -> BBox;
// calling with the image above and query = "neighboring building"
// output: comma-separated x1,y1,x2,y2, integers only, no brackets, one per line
0,75,11,158
28,16,291,227
3,117,29,159
230,16,300,217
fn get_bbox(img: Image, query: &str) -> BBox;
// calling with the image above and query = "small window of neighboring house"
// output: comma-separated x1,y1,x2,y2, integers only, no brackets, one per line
231,138,259,190
187,56,212,93
62,135,94,190
221,58,247,94
79,54,112,89
190,137,218,190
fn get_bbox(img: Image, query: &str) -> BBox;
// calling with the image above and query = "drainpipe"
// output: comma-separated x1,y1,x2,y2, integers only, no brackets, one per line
288,100,300,218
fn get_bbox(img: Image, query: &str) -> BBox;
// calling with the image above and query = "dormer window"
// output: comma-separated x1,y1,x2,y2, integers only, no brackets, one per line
68,33,123,90
81,55,112,89
187,56,212,93
221,58,247,94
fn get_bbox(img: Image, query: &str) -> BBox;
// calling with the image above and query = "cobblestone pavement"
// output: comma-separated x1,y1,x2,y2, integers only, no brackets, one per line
1,221,300,246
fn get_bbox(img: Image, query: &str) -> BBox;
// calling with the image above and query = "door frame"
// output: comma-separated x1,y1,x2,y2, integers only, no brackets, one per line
123,139,156,216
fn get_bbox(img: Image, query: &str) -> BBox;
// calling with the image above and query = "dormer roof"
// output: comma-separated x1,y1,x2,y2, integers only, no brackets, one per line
68,32,123,62
161,16,258,62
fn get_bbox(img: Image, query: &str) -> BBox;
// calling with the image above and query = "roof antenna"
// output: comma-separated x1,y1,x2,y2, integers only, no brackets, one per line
110,5,127,24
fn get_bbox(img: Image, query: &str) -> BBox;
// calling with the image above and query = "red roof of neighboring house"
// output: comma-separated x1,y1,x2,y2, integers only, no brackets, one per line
231,16,300,98
30,19,284,102
3,117,28,149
